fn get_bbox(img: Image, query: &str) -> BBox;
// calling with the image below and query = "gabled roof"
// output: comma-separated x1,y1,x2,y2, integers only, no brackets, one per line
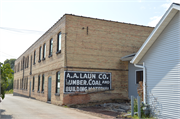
130,3,180,64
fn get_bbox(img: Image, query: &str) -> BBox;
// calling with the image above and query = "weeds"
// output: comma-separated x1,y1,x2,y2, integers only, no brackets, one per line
5,89,13,94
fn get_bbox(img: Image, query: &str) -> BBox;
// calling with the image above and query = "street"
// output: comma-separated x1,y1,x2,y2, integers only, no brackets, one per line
0,94,101,119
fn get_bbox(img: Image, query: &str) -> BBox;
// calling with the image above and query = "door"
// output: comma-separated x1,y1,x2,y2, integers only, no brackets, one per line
48,76,52,101
29,81,31,97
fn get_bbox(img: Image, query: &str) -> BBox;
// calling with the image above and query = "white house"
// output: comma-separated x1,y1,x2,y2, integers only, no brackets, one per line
130,3,180,118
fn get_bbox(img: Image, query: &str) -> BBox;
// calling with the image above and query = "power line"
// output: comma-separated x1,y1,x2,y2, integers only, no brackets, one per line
0,51,16,57
0,27,45,34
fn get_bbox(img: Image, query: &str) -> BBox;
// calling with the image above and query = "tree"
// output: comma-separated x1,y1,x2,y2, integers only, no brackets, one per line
4,59,16,71
3,59,16,91
0,62,14,99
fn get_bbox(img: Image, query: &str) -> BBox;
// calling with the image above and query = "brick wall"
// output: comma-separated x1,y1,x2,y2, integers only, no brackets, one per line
62,15,153,105
13,14,153,106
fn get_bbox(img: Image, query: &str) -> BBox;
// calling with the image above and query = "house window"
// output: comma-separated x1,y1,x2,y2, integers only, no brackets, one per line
56,71,60,93
49,38,53,57
56,32,61,54
39,47,42,62
42,74,44,92
136,70,143,84
34,51,36,64
42,43,46,60
32,76,35,91
38,75,40,92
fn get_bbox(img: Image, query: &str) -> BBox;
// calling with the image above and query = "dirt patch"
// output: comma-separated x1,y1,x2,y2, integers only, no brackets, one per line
71,102,132,119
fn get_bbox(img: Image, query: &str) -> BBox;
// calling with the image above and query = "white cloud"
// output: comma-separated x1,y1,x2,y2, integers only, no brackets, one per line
140,6,145,9
147,16,162,27
161,3,171,9
138,0,142,2
161,0,180,10
172,0,180,3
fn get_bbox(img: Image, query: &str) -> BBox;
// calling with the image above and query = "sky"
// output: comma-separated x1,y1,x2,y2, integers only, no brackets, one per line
0,0,179,63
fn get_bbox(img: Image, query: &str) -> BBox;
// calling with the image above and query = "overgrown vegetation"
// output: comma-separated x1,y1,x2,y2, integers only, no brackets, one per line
0,62,14,99
4,59,16,91
5,89,13,94
132,99,152,118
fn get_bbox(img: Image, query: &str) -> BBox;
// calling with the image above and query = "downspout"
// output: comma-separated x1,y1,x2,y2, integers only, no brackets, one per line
134,62,146,104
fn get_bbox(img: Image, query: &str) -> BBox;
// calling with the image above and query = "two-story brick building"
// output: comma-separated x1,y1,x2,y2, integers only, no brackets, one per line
13,14,153,106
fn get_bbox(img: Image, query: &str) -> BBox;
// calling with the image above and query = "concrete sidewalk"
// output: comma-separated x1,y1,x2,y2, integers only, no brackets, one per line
0,94,101,119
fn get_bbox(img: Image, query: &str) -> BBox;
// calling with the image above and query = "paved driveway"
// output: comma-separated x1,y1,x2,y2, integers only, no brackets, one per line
0,94,101,119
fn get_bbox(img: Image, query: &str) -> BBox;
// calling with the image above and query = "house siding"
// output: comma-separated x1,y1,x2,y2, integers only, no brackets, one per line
140,12,180,118
128,63,142,98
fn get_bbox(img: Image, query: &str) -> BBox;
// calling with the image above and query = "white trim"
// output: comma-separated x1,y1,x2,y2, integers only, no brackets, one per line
130,3,180,64
135,69,143,85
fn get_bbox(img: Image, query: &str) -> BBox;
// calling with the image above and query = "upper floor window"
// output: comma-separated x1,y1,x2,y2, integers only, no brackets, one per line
56,71,60,94
49,38,53,57
27,56,29,68
38,46,42,62
42,74,44,92
56,32,61,54
34,51,36,64
30,55,32,75
42,43,46,60
14,65,16,73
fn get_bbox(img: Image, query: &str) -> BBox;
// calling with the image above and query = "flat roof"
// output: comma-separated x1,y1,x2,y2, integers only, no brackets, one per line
16,14,153,61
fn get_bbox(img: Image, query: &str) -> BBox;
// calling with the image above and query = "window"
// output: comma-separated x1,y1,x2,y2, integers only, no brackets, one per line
34,51,36,64
20,79,21,89
22,78,24,89
49,38,53,57
42,43,46,60
26,78,28,90
42,74,44,92
23,79,26,90
38,75,40,92
27,56,29,68
30,55,32,75
39,47,42,62
14,80,16,89
56,71,60,93
17,79,19,89
56,32,61,54
32,76,35,91
136,70,143,84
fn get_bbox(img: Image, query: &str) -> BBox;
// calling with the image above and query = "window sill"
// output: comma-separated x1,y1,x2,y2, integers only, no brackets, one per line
48,54,52,58
42,58,46,61
32,90,34,92
56,50,61,54
38,60,41,63
41,91,44,94
37,91,40,93
55,93,60,96
33,63,36,65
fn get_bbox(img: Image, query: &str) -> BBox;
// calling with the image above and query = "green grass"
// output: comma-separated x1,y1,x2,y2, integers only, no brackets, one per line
63,105,69,108
5,89,13,94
